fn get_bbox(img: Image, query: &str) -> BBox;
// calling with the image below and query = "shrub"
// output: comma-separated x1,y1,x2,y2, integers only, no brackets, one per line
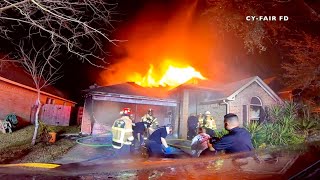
215,129,228,138
296,105,320,136
246,101,305,148
245,121,264,148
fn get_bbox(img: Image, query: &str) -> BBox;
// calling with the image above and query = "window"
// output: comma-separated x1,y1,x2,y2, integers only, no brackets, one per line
46,98,55,104
46,98,51,104
250,97,262,123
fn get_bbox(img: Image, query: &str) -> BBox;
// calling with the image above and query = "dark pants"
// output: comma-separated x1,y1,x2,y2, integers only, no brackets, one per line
187,128,197,140
145,140,164,157
205,128,215,137
200,148,217,156
133,131,144,147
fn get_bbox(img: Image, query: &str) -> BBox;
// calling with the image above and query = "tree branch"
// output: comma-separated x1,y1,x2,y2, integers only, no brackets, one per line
0,0,31,13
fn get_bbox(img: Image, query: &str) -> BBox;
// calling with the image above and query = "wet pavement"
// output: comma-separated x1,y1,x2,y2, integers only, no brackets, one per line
55,135,188,164
0,140,319,179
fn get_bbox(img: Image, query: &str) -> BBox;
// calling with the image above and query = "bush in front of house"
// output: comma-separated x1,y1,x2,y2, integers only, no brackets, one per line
296,104,320,137
246,101,306,149
214,129,229,139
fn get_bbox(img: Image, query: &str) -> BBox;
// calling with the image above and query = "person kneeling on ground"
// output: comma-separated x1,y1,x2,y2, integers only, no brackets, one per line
145,125,174,157
191,127,215,157
212,113,254,154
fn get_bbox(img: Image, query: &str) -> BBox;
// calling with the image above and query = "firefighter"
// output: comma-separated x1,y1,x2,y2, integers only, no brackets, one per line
141,109,159,136
145,125,173,157
111,108,134,149
202,111,217,137
197,113,204,128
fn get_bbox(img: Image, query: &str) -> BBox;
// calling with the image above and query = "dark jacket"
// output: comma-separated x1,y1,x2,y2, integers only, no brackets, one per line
214,127,254,153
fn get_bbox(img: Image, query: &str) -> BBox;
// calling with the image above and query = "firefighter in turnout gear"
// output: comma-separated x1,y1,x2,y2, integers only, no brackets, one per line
111,108,134,149
197,113,204,128
200,111,217,137
141,109,159,136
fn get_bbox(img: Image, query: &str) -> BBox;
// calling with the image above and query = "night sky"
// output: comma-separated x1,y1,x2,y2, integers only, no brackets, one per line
2,0,320,103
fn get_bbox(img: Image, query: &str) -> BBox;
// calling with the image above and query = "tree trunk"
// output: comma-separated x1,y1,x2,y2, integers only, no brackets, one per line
31,90,41,145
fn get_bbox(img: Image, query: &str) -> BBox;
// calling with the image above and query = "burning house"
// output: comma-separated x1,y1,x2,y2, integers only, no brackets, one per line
80,83,179,136
81,76,282,139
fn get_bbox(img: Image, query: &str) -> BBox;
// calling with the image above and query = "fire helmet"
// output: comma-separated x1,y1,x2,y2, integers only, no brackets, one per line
121,108,132,116
204,111,211,115
148,108,153,115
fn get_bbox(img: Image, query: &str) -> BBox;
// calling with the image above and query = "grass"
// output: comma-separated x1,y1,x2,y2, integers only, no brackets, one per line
0,125,79,164
14,139,76,163
0,125,34,150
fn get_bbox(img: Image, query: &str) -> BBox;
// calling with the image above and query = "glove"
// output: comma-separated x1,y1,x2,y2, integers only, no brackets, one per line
164,147,172,154
128,136,134,141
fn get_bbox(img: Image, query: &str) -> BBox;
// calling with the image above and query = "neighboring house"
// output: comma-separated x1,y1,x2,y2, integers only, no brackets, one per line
81,76,282,138
0,65,76,126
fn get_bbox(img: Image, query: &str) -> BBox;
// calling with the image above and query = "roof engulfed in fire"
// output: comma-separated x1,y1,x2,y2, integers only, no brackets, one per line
86,76,275,102
98,1,235,88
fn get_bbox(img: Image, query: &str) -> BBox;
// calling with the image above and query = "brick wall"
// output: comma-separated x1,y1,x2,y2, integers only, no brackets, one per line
0,80,75,123
229,82,279,126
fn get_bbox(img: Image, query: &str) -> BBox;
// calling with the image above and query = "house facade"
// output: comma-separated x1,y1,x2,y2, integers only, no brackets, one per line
0,76,76,126
81,76,282,138
81,83,178,135
175,76,283,138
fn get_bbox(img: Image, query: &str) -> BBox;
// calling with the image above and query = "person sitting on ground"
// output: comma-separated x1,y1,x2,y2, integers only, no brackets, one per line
145,125,173,157
191,127,215,157
212,113,254,154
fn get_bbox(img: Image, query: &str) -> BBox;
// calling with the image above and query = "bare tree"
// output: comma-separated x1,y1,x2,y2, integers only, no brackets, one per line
0,0,120,145
0,0,120,67
17,41,63,145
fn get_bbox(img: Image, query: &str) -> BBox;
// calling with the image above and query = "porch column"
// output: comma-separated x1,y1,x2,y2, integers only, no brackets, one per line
81,97,92,135
180,90,189,139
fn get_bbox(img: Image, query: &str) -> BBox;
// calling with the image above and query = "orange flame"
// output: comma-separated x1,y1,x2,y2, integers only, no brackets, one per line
129,59,206,88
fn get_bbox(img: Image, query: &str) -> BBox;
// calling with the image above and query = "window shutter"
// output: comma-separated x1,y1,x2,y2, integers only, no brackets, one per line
260,107,266,123
243,105,248,126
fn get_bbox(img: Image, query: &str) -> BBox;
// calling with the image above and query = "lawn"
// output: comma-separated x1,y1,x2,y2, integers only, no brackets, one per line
0,125,79,164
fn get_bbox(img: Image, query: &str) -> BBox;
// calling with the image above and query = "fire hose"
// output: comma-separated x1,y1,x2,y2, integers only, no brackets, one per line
75,132,113,147
167,139,192,149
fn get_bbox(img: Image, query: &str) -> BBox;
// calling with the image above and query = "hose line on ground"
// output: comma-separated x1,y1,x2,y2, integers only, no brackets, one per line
167,139,192,149
75,132,113,147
